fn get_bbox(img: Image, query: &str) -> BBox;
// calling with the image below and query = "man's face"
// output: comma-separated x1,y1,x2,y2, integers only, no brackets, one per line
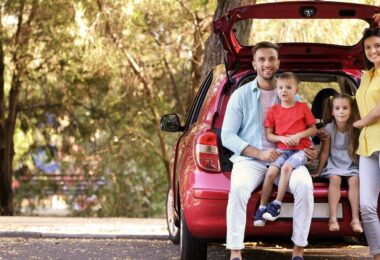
252,48,280,80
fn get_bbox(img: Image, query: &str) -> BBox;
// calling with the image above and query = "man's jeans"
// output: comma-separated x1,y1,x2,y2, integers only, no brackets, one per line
226,159,314,250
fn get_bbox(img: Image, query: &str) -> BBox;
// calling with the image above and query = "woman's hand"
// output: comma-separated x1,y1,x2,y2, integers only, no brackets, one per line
353,119,364,129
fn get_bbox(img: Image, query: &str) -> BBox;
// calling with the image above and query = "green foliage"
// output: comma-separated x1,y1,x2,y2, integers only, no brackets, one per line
4,0,214,217
4,0,380,217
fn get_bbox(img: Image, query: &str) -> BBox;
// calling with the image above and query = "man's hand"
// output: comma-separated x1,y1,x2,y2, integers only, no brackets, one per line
257,149,282,162
304,146,318,161
374,13,380,27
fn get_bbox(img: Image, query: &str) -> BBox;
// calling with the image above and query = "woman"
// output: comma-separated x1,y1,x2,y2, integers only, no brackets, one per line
353,27,380,260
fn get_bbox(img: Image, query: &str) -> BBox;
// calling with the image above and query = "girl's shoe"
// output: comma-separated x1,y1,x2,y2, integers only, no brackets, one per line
350,219,363,233
328,218,340,231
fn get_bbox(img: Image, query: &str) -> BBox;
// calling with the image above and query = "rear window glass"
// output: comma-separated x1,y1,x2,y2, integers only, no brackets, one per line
233,19,369,46
298,81,340,107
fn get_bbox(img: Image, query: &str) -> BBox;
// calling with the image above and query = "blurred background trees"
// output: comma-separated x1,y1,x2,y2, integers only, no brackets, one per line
0,0,378,217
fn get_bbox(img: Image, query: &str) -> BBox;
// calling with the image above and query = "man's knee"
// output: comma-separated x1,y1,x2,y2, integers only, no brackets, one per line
291,169,313,196
229,183,252,202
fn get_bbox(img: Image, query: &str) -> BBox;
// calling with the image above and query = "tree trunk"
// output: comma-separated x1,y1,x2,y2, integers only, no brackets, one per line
200,0,256,82
0,0,37,215
0,33,10,215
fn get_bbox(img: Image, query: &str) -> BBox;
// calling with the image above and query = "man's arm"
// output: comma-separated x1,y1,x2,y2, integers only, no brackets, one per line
241,144,281,161
221,92,251,156
221,90,281,162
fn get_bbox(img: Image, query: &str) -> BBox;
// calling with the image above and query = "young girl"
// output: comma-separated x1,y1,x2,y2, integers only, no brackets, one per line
313,93,363,233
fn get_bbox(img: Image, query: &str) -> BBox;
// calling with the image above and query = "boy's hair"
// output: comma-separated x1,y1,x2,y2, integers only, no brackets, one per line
277,71,300,85
252,41,280,56
322,93,360,163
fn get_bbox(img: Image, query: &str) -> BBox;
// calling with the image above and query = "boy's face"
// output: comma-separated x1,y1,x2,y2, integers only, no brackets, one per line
276,77,298,103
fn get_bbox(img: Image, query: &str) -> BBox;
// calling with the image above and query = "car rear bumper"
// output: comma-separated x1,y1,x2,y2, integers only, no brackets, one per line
183,184,360,240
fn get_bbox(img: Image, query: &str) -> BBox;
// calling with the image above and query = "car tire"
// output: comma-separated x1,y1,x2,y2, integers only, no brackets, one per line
166,188,180,244
180,209,207,260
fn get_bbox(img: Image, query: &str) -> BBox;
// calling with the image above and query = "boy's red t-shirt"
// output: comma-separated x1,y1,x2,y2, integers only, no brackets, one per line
264,102,316,150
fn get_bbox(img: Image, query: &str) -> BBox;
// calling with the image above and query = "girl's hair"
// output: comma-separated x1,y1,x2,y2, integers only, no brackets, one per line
362,28,380,70
322,93,360,163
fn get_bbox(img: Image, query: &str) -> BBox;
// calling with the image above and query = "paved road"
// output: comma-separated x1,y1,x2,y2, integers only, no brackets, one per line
0,238,372,259
0,217,372,259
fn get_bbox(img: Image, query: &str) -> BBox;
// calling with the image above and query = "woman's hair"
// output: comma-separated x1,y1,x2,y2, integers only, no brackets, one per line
362,28,380,70
322,93,360,163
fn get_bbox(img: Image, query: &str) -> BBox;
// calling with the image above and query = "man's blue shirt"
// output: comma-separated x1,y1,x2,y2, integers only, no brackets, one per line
221,78,265,163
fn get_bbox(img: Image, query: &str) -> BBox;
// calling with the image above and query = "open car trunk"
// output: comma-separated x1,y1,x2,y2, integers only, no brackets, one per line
213,1,380,71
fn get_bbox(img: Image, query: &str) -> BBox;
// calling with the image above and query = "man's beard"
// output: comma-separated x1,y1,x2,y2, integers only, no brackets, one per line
260,73,275,81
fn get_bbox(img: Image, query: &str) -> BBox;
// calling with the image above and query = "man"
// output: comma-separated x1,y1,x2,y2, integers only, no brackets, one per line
221,41,315,260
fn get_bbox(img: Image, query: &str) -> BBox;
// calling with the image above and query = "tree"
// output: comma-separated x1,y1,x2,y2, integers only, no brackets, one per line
200,0,256,82
0,0,39,215
1,0,76,215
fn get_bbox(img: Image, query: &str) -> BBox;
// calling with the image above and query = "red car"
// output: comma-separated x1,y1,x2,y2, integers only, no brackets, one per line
161,2,380,260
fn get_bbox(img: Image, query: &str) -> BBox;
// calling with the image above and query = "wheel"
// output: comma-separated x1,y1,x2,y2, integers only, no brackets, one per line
180,209,207,260
166,188,180,244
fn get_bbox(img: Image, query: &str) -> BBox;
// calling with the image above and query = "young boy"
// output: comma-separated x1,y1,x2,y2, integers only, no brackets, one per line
254,72,317,226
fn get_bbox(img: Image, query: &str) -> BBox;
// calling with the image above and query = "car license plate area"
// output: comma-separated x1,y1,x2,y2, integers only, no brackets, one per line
279,203,342,219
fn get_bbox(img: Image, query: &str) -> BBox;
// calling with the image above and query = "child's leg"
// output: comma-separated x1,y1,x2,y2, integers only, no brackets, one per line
263,163,292,222
275,150,307,202
328,175,341,231
347,175,363,232
328,175,341,220
254,166,280,227
347,175,360,220
260,166,280,206
275,161,293,202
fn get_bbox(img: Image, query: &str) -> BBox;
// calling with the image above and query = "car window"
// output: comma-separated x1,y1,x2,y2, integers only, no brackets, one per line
184,72,213,129
233,19,368,46
298,81,340,107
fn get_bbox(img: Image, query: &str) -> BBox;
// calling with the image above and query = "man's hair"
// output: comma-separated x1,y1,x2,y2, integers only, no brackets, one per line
251,41,280,56
277,71,299,85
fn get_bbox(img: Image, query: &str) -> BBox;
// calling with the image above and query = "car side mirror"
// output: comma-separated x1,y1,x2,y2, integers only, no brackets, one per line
160,113,184,132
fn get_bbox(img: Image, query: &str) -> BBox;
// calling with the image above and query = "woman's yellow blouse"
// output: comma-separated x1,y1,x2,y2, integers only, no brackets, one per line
356,68,380,156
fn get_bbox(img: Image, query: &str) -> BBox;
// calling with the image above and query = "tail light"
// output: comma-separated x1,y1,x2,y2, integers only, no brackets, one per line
195,131,221,172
